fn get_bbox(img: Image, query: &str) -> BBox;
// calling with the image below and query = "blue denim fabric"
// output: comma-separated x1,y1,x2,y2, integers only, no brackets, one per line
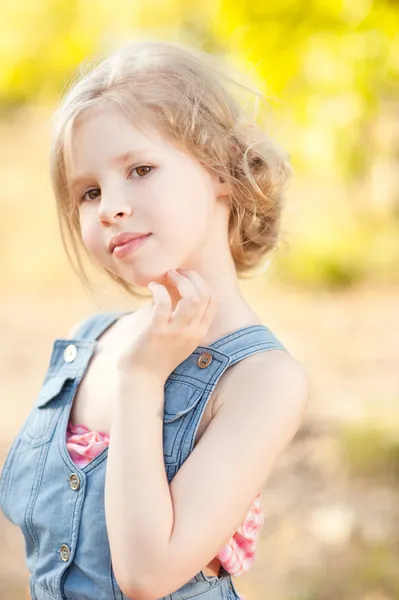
0,311,288,599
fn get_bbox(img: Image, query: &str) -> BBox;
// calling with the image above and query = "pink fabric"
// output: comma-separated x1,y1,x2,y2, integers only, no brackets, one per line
66,422,263,584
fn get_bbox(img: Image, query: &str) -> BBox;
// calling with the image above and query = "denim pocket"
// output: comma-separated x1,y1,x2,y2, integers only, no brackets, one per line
162,381,203,465
18,373,72,446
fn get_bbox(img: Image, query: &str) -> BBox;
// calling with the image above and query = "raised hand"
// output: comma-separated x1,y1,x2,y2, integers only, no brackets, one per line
117,269,218,383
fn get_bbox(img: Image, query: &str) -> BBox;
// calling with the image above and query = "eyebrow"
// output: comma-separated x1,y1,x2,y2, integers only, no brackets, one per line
70,149,154,190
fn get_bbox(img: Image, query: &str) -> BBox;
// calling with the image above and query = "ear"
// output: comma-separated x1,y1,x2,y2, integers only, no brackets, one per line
214,174,232,199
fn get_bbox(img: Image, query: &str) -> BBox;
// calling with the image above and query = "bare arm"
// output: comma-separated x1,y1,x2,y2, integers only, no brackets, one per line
105,352,310,600
105,373,174,596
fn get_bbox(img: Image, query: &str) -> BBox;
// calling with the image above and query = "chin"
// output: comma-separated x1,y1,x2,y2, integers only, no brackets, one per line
117,266,169,289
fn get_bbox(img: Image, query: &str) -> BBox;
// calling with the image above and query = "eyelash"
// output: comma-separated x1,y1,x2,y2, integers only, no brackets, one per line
78,165,153,203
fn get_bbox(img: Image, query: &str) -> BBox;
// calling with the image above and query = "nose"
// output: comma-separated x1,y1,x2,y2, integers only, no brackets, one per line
97,187,132,224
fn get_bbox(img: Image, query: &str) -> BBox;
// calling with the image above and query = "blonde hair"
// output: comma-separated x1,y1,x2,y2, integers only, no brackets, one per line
49,39,292,297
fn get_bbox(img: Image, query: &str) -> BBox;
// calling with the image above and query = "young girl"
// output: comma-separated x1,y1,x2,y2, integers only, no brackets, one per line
0,40,309,600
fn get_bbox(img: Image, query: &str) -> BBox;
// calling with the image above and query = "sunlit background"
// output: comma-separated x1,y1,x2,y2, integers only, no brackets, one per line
1,2,398,599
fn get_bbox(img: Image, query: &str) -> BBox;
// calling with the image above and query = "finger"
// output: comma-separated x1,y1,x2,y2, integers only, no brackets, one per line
176,269,211,327
176,269,210,299
167,269,201,302
148,282,171,327
166,270,203,326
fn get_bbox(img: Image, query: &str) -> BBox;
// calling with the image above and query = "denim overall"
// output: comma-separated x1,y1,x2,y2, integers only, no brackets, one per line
0,311,288,600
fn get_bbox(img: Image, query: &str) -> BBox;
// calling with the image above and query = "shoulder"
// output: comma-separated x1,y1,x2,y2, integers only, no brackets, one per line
214,349,310,430
243,348,310,391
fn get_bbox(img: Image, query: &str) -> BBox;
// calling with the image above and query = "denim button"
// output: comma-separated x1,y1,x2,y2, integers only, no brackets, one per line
64,344,77,363
60,544,71,562
69,473,80,491
197,352,212,369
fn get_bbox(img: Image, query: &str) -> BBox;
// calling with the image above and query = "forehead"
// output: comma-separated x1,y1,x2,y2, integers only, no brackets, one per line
69,106,164,158
64,105,171,187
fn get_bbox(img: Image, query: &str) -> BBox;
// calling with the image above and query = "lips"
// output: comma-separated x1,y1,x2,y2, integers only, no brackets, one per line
108,232,151,254
110,233,152,259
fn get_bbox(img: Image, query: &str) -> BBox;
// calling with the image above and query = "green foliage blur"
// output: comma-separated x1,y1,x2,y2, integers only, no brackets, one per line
0,0,398,289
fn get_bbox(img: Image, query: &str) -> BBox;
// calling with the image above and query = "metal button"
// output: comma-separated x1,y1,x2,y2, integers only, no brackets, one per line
60,544,71,562
197,352,212,369
69,473,80,491
64,344,77,363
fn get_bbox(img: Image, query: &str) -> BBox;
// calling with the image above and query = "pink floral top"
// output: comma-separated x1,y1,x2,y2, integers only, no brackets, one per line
66,422,264,578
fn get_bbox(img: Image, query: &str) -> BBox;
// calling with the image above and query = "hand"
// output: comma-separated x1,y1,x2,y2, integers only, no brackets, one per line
117,269,218,383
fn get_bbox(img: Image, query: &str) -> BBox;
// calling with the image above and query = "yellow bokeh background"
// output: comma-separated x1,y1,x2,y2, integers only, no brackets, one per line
1,2,398,599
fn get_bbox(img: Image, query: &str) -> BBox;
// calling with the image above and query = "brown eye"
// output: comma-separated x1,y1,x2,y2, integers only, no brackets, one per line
130,166,153,178
87,189,100,200
80,188,100,203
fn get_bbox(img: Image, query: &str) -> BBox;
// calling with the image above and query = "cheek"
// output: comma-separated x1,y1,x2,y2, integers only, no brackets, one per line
156,176,213,232
79,213,102,254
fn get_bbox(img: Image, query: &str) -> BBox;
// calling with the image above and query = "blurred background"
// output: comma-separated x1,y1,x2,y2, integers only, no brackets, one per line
0,1,398,599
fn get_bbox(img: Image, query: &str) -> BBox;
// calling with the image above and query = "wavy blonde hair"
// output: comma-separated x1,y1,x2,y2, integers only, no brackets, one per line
49,39,292,297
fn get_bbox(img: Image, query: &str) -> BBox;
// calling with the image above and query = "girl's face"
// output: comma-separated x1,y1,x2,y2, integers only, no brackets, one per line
68,106,230,287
